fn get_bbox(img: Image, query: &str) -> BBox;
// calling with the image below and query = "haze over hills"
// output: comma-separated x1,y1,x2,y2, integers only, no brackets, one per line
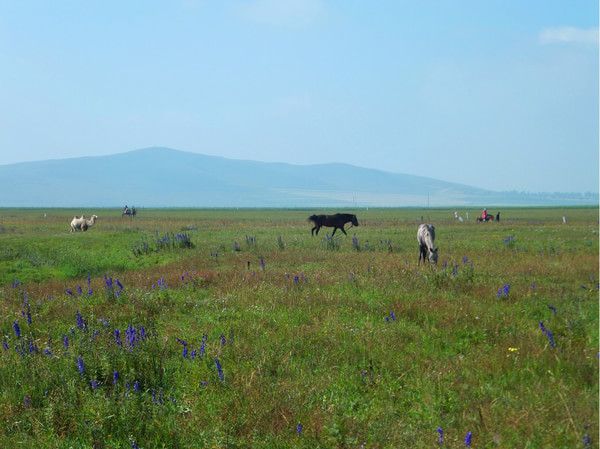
0,147,596,207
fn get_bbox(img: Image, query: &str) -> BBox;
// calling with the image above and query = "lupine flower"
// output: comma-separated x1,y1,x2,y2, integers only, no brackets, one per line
76,311,85,330
13,320,21,338
63,335,69,350
66,289,74,296
90,379,99,390
12,279,21,288
464,431,472,447
126,324,136,348
23,395,32,408
77,285,83,296
215,358,224,382
293,275,299,284
176,338,188,357
583,433,592,448
133,380,140,393
296,423,303,435
113,370,119,385
77,356,85,375
200,380,208,388
28,340,37,353
26,309,32,325
200,335,207,357
139,327,146,340
437,427,444,445
462,256,469,264
220,334,227,346
2,340,9,351
131,440,140,449
116,279,123,290
503,284,510,296
452,264,459,277
114,329,122,347
539,321,557,348
545,330,556,348
390,311,396,321
44,347,52,356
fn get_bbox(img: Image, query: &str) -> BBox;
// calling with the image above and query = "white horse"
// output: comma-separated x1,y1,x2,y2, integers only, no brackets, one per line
70,215,98,232
417,223,438,265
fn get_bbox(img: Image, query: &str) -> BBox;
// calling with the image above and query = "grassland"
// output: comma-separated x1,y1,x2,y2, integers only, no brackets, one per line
0,207,597,448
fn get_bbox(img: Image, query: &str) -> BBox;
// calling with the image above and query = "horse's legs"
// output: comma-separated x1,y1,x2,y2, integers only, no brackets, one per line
315,226,321,235
311,226,316,236
340,226,347,236
331,227,337,236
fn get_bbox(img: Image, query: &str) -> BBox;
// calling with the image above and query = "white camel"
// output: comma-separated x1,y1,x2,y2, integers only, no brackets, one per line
70,215,98,232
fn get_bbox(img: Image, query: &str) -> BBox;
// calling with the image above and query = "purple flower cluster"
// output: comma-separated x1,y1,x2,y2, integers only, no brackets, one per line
497,283,510,298
384,311,396,322
539,321,556,348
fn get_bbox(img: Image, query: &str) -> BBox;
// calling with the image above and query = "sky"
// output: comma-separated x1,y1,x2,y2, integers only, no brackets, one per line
0,0,598,193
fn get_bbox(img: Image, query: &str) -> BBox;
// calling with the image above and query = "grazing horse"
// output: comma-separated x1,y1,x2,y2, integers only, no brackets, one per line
308,213,359,236
417,224,438,265
122,206,137,218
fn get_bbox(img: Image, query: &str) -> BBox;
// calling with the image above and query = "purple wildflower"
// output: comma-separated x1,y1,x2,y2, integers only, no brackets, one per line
437,427,444,446
12,279,21,288
13,320,21,338
296,423,303,435
28,340,38,353
44,347,52,356
293,275,299,284
200,335,207,358
462,256,469,264
26,309,32,325
23,395,32,408
139,327,146,340
90,379,99,390
464,431,472,447
77,285,83,296
114,329,122,347
65,289,74,296
116,279,123,290
113,370,119,385
215,358,224,382
583,433,592,449
133,380,140,393
220,334,226,346
125,324,136,348
200,380,208,388
2,340,8,351
503,283,510,296
63,335,69,350
131,440,140,449
76,311,85,330
77,356,85,375
390,311,396,321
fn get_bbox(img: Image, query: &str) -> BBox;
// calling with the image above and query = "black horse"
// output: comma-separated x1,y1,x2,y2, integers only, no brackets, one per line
122,206,137,218
308,213,359,236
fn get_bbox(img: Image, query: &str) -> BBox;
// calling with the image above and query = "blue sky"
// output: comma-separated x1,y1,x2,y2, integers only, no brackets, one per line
0,0,597,192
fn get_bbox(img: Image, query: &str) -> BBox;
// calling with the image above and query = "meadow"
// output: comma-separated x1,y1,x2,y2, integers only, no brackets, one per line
0,207,597,448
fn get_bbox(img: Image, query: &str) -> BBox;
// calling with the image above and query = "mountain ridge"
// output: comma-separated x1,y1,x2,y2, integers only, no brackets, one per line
0,147,595,207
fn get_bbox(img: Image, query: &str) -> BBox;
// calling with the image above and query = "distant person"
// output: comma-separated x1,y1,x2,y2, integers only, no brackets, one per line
562,216,567,224
481,209,488,221
496,212,500,222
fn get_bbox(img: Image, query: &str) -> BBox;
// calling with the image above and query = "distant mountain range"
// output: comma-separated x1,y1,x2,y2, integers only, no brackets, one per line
0,147,596,207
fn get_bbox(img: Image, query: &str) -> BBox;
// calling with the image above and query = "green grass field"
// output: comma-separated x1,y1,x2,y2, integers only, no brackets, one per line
0,208,597,448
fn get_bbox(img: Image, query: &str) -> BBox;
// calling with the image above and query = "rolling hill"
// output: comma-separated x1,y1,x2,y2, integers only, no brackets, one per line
0,147,596,207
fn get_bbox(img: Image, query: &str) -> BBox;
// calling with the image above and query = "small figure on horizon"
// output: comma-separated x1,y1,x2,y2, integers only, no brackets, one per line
496,212,500,222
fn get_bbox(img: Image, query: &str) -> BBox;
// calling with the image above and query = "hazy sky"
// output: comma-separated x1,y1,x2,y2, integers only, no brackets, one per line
0,0,598,192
